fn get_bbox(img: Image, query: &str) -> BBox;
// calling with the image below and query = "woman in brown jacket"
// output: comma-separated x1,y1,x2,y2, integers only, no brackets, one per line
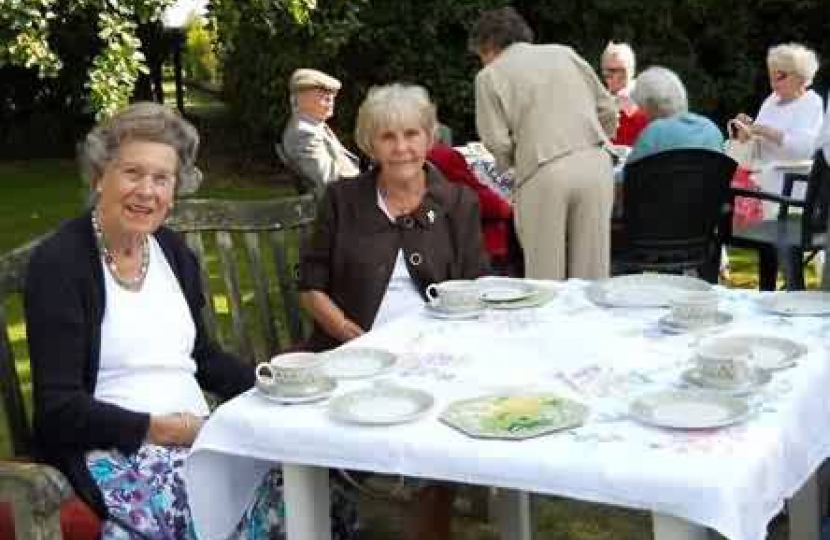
299,83,490,352
299,83,490,540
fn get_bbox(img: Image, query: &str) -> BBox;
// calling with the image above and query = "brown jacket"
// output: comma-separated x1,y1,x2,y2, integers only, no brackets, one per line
299,164,491,351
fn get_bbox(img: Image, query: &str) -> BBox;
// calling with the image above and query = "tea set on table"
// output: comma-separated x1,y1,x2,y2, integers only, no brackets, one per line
424,276,554,318
250,274,824,436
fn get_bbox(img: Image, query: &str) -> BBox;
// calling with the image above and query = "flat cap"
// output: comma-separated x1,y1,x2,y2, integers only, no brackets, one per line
289,68,341,92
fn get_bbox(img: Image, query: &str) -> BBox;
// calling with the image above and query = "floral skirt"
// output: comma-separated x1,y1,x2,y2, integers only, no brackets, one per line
87,444,359,540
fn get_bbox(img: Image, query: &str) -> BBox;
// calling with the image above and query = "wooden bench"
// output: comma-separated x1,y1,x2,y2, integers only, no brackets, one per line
0,194,316,538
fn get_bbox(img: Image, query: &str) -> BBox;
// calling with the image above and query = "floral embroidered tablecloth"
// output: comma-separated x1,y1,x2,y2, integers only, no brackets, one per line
186,280,830,540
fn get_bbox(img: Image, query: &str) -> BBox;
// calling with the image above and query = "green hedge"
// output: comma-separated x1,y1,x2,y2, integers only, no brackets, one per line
213,0,830,154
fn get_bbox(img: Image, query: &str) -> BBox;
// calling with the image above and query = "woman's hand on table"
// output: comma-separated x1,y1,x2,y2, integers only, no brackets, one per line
148,412,205,447
338,318,365,342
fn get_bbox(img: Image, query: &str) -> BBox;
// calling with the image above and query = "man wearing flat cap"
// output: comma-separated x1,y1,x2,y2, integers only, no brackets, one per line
280,68,360,195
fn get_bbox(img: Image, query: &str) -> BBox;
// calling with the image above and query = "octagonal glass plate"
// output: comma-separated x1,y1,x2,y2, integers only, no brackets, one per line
629,390,750,430
440,393,588,440
323,347,397,380
756,291,830,316
587,274,712,308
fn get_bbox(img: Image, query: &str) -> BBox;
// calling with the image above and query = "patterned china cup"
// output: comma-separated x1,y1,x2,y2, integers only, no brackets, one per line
669,290,718,327
425,280,481,312
255,352,326,395
696,340,752,383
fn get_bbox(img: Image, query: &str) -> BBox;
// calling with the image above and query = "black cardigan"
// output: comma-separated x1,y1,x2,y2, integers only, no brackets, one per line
24,212,254,517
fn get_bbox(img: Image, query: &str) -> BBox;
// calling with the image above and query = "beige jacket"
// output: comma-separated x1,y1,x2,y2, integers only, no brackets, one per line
281,114,360,192
475,43,618,186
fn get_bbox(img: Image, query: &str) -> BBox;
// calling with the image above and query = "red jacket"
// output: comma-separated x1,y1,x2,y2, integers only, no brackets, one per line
427,144,513,258
613,106,650,146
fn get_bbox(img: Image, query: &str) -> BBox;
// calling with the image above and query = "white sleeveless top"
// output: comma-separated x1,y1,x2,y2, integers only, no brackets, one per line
95,237,210,416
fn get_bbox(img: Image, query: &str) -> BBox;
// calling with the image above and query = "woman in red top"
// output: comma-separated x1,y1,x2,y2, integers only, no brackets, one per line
427,143,520,274
601,41,649,146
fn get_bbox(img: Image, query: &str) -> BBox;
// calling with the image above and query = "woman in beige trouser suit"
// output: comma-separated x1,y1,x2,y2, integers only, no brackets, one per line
471,7,618,280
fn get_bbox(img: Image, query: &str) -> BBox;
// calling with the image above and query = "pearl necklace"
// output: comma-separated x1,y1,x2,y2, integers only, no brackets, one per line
91,211,150,291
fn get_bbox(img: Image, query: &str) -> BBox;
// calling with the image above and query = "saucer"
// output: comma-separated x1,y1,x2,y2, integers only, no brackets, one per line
658,311,733,334
256,377,337,404
681,367,771,395
424,303,485,320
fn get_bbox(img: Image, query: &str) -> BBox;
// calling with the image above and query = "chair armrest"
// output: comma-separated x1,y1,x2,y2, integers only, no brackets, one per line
730,187,806,207
0,461,73,538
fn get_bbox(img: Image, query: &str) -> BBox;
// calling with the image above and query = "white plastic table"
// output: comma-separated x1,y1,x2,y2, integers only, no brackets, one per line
186,281,830,540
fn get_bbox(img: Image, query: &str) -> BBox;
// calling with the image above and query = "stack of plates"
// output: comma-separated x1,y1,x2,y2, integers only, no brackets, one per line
476,277,555,310
587,274,712,308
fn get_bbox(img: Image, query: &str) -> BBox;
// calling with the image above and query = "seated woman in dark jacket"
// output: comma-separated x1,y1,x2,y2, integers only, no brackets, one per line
299,83,490,540
24,102,357,540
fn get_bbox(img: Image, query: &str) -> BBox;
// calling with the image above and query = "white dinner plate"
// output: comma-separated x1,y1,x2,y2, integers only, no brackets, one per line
329,384,434,425
629,390,751,430
477,278,538,303
256,377,337,404
681,366,771,396
658,311,733,334
699,334,806,371
587,274,712,308
424,303,485,320
323,347,397,380
756,291,830,316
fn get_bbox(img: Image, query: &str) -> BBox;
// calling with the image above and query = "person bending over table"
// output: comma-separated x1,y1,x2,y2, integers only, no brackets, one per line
299,83,491,540
470,7,619,280
24,102,357,540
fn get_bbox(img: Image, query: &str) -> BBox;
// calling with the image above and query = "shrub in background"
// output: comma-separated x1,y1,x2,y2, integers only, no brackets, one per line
213,0,830,157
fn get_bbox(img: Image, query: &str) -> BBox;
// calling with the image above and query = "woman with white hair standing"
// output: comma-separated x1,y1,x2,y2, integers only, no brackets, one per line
601,41,649,145
729,43,824,217
627,66,723,162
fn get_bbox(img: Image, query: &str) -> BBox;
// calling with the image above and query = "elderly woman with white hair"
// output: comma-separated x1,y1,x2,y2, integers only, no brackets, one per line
729,43,824,217
627,66,723,163
601,41,650,145
299,82,490,540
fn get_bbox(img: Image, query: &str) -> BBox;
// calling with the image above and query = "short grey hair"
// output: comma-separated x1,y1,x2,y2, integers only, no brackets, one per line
601,41,636,79
354,83,437,157
468,7,534,54
767,43,819,86
79,102,201,196
630,66,688,118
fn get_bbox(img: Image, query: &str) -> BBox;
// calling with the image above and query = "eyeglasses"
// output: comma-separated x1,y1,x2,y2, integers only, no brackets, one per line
771,71,791,82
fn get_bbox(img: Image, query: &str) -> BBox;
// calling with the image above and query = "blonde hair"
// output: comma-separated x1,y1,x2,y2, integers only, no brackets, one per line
767,43,819,85
354,83,437,156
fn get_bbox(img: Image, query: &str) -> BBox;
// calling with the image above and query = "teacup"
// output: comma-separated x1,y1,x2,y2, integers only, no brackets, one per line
696,339,752,383
425,280,480,312
255,352,326,396
669,290,718,327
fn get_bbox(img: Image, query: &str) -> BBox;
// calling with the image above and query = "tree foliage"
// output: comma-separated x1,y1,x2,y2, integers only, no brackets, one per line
0,0,175,118
214,0,830,154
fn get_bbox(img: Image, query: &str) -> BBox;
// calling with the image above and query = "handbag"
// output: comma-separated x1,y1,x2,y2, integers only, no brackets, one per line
723,120,761,171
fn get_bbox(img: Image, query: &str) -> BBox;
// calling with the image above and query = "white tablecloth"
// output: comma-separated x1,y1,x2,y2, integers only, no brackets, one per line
185,280,830,540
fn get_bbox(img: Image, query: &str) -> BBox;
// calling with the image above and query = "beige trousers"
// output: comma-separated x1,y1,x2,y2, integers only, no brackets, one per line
514,147,614,280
